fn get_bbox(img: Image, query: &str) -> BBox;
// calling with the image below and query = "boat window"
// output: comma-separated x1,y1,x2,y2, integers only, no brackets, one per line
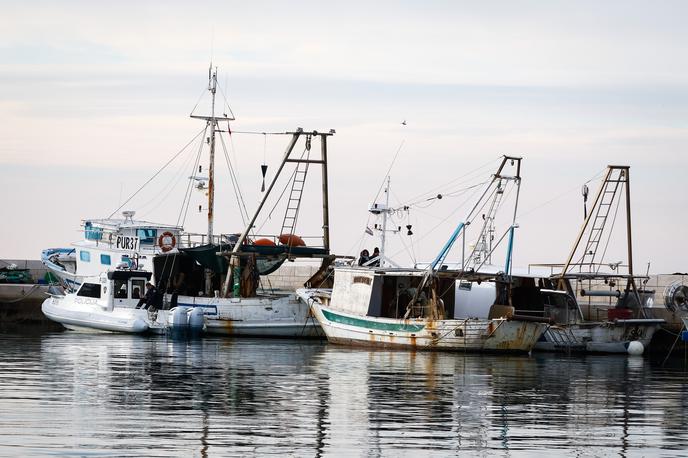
80,251,91,262
101,254,111,265
131,279,145,299
137,228,158,245
114,279,128,299
121,255,133,268
84,222,103,241
77,282,101,298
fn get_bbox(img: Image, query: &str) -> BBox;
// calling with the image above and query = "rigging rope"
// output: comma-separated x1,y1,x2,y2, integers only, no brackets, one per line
107,127,207,219
218,129,251,227
178,131,206,228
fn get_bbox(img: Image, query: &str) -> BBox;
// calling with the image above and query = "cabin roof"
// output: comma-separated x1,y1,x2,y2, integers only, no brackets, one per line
106,270,153,280
82,218,183,230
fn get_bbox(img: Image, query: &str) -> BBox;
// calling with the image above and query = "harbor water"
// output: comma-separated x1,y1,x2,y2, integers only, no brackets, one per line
1,331,688,457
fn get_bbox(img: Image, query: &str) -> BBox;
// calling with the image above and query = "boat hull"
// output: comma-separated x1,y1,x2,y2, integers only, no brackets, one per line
534,319,664,354
171,292,322,338
42,296,157,334
300,291,546,353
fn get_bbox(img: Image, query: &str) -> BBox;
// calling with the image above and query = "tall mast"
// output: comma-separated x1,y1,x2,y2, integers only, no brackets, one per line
208,68,217,244
190,65,235,296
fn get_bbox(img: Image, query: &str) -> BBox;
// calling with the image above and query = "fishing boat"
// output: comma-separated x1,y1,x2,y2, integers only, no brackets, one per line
41,66,331,337
41,269,203,334
515,165,664,354
41,212,184,291
150,126,334,337
298,156,549,352
131,67,335,338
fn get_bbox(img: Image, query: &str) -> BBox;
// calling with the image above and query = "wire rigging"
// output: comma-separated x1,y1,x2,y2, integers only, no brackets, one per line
218,129,251,227
178,128,207,227
107,127,207,219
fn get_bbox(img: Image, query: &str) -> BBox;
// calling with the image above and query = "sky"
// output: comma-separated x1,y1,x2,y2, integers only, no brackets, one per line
1,0,687,273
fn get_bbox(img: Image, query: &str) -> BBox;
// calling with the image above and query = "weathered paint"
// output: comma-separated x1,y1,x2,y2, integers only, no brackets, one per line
303,295,546,353
322,308,425,332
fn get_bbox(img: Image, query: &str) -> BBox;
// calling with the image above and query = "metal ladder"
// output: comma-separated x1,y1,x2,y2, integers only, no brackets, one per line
545,326,582,349
580,168,625,270
279,140,311,238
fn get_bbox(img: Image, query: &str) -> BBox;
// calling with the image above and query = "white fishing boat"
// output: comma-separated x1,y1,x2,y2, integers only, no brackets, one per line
41,212,184,291
150,125,334,338
136,67,334,338
41,269,204,334
41,66,331,337
299,156,549,352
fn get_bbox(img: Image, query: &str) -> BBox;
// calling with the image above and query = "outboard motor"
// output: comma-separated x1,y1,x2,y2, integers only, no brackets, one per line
188,307,205,335
168,306,205,339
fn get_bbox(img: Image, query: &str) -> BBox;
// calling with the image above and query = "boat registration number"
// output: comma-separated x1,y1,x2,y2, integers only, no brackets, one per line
116,235,140,251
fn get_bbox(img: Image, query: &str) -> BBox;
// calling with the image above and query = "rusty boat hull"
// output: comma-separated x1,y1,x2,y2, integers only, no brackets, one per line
301,291,546,353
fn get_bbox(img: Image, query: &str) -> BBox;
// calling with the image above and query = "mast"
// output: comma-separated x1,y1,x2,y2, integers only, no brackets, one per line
208,69,217,245
190,65,234,296
379,177,390,267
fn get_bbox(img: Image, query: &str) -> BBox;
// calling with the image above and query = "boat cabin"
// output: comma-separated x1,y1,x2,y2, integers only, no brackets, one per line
74,270,152,311
330,267,458,320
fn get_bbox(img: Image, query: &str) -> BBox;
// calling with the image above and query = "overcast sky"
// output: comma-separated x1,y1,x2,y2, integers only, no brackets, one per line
1,0,687,273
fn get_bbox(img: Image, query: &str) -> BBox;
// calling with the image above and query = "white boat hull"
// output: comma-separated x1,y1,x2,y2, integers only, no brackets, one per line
170,292,321,338
534,319,664,354
42,296,157,333
299,290,546,353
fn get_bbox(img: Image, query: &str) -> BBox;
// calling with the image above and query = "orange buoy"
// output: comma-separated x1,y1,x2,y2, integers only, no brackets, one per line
254,238,276,246
278,233,306,247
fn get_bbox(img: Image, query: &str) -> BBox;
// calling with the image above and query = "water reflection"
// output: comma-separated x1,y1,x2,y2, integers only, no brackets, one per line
0,332,687,456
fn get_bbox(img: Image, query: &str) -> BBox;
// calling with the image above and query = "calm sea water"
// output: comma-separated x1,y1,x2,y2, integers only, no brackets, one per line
1,330,687,457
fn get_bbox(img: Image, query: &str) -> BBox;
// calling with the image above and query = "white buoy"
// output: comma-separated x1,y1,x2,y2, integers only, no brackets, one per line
627,340,644,356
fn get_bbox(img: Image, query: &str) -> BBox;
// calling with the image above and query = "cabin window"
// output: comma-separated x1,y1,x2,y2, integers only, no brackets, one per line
114,279,128,299
131,279,145,299
353,276,372,285
80,251,91,262
458,281,472,291
77,283,101,298
137,229,158,245
84,222,103,241
121,255,133,268
101,254,111,265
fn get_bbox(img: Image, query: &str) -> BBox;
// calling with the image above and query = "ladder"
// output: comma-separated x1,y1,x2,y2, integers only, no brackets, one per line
469,180,504,267
579,168,625,271
545,326,583,350
279,141,311,238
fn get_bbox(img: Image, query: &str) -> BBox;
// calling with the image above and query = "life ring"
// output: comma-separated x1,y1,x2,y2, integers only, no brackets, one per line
158,231,176,252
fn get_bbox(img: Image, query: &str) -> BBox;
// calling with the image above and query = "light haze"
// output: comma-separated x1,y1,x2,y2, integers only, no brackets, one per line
1,1,686,273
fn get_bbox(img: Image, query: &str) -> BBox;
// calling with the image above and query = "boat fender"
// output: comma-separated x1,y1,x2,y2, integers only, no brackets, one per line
626,340,644,356
131,318,149,333
158,231,177,252
188,307,205,332
278,233,306,247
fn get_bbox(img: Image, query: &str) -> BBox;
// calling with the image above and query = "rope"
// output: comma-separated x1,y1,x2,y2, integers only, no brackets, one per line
107,127,207,219
177,127,207,227
519,168,605,219
218,128,251,227
400,156,501,208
